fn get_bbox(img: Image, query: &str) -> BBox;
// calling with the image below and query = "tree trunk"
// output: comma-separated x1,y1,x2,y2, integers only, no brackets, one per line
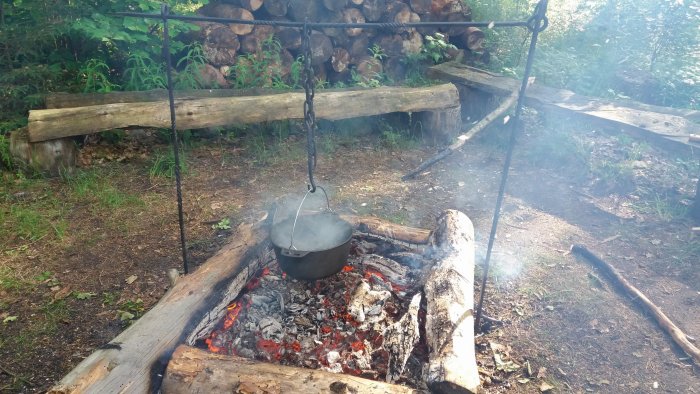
263,0,289,16
161,346,417,394
28,84,461,142
48,221,270,393
424,210,480,394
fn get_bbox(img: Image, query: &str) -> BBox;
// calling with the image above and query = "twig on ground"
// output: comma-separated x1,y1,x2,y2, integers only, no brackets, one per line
571,244,700,366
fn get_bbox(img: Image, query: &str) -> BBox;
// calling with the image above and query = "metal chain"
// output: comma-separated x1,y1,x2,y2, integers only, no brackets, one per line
302,20,317,193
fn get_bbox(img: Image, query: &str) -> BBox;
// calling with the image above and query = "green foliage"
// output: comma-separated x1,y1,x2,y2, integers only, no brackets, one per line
379,122,418,150
421,33,457,64
118,298,144,324
78,58,120,93
0,0,210,131
0,134,13,169
229,36,303,89
369,44,387,61
212,218,232,231
174,43,208,89
123,53,167,91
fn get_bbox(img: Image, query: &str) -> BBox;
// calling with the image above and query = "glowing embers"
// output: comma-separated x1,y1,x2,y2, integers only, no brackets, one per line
203,237,430,388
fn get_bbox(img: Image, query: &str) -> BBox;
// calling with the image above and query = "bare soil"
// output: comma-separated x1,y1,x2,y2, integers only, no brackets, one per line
0,109,698,393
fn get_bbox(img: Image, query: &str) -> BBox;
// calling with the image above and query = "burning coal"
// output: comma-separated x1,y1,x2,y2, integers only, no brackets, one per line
202,236,431,388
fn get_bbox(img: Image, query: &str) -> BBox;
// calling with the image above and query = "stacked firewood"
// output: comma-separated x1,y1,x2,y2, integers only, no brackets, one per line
191,0,485,86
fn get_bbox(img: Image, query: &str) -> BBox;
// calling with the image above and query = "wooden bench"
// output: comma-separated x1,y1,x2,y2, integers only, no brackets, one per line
427,62,700,223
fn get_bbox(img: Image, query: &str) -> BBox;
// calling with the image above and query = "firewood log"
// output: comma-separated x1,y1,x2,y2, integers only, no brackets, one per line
202,24,240,66
375,34,404,57
441,1,472,37
384,0,412,24
162,346,417,394
288,0,322,22
362,0,386,22
310,30,334,66
323,0,348,12
201,4,255,36
458,27,485,52
401,30,423,55
263,0,289,17
409,0,432,15
240,0,263,12
240,25,274,54
384,293,422,383
275,26,302,50
331,47,351,73
348,33,371,63
355,56,384,83
424,210,480,393
343,7,365,37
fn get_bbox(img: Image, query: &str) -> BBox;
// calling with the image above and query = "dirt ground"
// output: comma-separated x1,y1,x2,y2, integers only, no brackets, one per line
0,108,698,393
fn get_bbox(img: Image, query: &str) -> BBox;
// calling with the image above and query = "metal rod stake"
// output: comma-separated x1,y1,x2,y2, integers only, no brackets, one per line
162,4,190,275
475,0,548,330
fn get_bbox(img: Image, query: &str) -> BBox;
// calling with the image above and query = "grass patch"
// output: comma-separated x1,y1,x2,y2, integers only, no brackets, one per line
379,123,419,150
149,149,188,179
65,169,143,208
631,190,689,222
0,266,31,293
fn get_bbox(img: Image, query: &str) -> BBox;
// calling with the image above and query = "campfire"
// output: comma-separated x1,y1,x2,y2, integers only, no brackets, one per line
162,210,479,393
202,236,430,388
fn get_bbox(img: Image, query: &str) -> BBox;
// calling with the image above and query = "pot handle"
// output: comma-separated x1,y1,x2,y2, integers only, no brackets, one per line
289,186,331,250
279,248,310,258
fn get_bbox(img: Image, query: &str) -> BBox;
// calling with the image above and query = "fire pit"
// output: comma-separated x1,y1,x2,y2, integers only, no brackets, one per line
165,210,479,393
48,211,479,394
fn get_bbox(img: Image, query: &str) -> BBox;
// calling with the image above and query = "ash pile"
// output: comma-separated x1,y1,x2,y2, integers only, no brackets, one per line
204,236,433,389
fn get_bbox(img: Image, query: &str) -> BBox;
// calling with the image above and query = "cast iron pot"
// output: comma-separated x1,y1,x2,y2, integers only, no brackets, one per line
270,211,353,280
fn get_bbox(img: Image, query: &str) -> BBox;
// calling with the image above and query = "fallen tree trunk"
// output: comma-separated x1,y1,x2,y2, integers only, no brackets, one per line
424,210,480,393
48,220,270,394
29,84,460,142
162,345,416,394
571,244,700,366
402,79,530,180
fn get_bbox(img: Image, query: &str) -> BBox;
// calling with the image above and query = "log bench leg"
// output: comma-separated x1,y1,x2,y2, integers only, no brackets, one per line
10,128,77,177
414,105,462,145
